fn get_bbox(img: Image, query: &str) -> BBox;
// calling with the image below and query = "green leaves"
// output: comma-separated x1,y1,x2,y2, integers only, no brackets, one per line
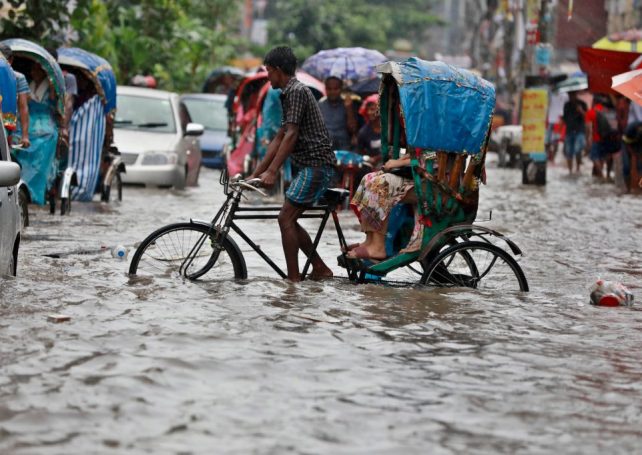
0,0,241,92
265,0,440,57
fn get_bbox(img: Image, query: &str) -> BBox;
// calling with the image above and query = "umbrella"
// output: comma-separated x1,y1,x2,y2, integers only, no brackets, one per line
351,76,381,96
302,47,387,83
612,69,642,107
593,29,642,52
295,70,325,98
578,46,641,95
202,66,245,93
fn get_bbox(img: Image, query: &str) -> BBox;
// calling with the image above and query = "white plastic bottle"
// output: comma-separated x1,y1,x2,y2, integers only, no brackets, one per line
112,245,128,261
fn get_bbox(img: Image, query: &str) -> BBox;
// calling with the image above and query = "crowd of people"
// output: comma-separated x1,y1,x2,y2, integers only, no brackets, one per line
548,87,642,191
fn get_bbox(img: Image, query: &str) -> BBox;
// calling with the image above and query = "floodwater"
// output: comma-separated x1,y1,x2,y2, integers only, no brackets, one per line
1,158,641,454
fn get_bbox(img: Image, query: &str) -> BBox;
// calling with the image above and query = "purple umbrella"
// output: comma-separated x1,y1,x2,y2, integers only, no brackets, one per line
302,47,387,83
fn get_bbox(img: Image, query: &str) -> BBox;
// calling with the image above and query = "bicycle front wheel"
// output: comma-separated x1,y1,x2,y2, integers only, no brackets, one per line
129,222,247,281
421,241,528,292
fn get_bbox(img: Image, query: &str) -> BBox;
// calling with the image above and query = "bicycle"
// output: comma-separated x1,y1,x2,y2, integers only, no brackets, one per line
129,169,528,291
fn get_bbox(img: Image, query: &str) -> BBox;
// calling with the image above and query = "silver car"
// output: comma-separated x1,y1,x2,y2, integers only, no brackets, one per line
114,86,204,189
0,124,21,276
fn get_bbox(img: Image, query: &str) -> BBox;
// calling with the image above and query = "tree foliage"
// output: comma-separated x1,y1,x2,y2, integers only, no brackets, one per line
0,0,78,48
71,0,241,91
0,0,242,92
265,0,441,58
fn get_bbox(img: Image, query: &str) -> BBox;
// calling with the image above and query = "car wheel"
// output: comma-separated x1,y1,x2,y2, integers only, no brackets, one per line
18,186,29,229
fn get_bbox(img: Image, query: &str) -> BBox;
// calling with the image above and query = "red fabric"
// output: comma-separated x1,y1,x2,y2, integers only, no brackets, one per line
577,47,641,95
585,104,604,142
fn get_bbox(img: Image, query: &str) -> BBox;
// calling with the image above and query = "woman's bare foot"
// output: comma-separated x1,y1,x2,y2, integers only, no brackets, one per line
346,244,386,260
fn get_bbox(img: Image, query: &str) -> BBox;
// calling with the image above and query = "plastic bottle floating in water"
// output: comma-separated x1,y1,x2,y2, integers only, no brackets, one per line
111,245,128,261
589,279,634,307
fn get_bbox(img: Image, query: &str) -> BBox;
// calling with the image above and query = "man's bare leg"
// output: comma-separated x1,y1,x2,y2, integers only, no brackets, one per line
278,201,332,281
294,222,333,280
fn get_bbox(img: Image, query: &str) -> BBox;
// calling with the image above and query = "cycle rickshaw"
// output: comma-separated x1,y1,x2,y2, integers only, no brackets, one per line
2,38,76,216
129,58,529,292
57,47,124,203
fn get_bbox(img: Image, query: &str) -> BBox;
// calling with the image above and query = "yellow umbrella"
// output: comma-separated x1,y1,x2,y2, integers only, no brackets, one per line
593,30,642,52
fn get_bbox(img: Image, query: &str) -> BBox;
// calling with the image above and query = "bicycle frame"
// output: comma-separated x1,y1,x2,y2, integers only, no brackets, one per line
184,174,353,281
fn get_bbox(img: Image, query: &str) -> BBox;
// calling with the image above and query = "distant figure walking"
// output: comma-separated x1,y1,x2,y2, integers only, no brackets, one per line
561,91,588,175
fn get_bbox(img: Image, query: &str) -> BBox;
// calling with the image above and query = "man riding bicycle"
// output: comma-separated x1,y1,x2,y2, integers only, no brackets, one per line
249,46,336,282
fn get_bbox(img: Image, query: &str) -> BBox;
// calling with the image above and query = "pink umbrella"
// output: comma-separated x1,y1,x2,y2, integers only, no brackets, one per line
612,69,642,107
295,70,325,98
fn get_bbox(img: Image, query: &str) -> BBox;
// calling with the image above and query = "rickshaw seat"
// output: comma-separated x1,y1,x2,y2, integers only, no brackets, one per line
322,188,350,206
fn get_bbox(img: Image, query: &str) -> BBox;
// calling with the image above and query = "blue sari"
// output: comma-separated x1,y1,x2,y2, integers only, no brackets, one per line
15,99,58,205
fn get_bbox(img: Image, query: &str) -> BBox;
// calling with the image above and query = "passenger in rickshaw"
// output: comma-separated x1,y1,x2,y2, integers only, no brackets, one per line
347,151,420,261
12,59,60,205
236,80,263,131
318,76,357,151
0,43,30,147
356,94,382,168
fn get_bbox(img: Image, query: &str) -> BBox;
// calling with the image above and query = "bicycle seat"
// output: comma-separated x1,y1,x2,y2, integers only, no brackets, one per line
322,188,350,206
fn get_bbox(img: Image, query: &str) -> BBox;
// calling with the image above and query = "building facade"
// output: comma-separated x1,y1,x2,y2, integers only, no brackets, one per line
605,0,642,34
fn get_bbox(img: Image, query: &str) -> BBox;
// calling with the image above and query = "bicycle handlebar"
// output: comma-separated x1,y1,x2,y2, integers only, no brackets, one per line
231,177,268,197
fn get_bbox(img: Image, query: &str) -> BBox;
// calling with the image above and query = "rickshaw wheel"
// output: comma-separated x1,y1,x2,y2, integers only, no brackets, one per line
48,191,56,215
116,174,123,201
60,198,70,215
421,241,528,292
101,173,123,203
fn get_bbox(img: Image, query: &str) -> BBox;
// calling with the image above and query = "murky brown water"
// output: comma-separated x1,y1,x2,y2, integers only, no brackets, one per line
1,157,641,454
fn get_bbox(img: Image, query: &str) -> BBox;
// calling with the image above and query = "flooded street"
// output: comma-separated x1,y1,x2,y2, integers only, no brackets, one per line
1,159,641,454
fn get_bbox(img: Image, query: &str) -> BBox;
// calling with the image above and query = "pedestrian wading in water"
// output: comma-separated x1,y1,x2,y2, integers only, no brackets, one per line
248,46,336,282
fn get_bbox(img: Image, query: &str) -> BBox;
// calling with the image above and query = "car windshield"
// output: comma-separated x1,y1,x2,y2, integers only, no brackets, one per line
182,97,228,131
115,94,176,133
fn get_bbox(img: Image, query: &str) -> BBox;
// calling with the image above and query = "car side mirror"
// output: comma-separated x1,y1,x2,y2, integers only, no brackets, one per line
0,161,21,187
185,123,204,137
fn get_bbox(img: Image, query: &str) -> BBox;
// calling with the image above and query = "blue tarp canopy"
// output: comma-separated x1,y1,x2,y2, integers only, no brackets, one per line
0,54,17,127
2,38,66,121
378,57,496,155
58,47,117,115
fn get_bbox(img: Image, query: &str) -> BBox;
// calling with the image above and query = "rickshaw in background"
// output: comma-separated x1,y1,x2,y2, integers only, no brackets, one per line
202,66,245,95
57,47,124,204
0,54,17,131
225,70,268,176
226,70,325,179
202,66,245,142
130,58,528,292
1,38,76,216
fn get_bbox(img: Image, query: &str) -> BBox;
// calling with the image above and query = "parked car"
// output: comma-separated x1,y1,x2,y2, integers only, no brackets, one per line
114,86,204,188
0,124,21,276
180,93,230,169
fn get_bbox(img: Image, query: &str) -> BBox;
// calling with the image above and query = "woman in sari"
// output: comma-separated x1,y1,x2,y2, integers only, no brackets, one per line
14,62,59,205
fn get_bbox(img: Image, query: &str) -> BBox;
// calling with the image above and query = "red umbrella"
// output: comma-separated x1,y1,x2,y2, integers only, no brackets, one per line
612,69,642,107
578,46,641,94
294,70,325,97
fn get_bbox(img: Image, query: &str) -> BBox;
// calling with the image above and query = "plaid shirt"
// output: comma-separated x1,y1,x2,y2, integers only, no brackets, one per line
281,77,335,168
